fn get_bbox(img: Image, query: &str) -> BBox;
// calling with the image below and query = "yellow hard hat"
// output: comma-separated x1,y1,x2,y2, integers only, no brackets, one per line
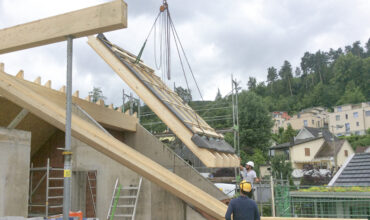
239,180,252,193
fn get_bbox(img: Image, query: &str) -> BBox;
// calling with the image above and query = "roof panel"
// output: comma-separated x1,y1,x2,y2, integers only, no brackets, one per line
87,34,239,167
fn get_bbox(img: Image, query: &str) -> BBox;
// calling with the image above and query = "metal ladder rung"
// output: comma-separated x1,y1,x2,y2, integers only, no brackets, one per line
119,196,137,199
49,205,63,208
48,196,64,199
29,204,46,207
116,204,135,208
49,177,64,180
122,186,138,190
114,214,133,217
49,187,64,189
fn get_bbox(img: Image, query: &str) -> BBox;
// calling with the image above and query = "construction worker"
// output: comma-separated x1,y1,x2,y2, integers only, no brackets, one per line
240,161,260,187
225,180,260,220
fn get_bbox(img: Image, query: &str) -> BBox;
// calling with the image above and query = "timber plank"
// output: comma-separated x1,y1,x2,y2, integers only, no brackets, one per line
0,0,127,54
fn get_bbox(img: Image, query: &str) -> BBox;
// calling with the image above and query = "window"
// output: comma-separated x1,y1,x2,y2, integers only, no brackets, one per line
304,120,308,126
337,107,342,112
345,123,350,132
317,121,321,127
345,114,348,119
355,131,360,135
356,122,360,126
312,120,314,125
305,148,310,156
336,115,340,121
337,133,343,136
345,150,348,157
366,111,370,117
353,112,359,118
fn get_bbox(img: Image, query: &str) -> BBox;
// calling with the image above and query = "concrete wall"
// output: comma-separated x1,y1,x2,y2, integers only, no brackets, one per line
71,137,141,220
0,127,31,217
123,125,227,201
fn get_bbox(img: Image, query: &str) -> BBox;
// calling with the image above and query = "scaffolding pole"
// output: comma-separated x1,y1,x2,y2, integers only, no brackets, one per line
63,36,73,220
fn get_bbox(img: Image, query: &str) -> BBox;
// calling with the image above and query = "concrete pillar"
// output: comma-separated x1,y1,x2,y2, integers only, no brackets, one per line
0,127,31,217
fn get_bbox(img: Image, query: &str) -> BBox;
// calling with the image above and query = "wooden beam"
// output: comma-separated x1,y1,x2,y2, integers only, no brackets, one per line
44,80,51,88
33,76,41,84
7,108,29,129
16,70,24,79
87,36,241,167
0,63,4,72
0,70,227,220
0,0,127,54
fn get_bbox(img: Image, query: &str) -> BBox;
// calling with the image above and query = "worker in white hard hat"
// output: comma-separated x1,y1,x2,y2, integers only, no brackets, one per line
240,161,260,191
225,180,260,220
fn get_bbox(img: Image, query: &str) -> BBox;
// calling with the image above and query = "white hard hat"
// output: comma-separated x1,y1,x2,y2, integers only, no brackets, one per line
246,161,254,167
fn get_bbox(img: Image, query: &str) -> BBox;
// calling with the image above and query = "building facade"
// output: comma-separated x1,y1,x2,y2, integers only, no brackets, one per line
272,107,328,133
328,102,370,136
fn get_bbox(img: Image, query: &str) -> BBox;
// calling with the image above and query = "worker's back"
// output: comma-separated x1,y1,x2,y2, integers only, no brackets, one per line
225,195,260,220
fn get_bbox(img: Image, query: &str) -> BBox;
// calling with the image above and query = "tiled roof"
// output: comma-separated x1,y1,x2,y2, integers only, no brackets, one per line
333,153,370,186
315,140,345,158
304,127,338,142
270,137,321,149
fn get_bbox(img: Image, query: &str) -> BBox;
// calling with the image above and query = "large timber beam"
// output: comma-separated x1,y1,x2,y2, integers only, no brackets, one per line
0,0,127,54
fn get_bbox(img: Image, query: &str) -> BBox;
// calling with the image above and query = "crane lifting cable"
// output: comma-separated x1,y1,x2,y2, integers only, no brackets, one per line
135,0,203,102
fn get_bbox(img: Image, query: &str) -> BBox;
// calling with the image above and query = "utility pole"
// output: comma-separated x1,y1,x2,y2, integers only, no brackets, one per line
63,36,73,220
232,74,241,185
122,89,126,113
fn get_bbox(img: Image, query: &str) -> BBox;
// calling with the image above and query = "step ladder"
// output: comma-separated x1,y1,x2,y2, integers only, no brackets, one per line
107,177,143,220
87,170,97,216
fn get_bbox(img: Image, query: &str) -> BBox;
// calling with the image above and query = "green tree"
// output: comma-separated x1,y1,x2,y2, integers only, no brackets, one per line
267,67,278,93
279,60,293,96
238,91,273,153
270,154,293,179
215,88,222,101
336,81,366,105
175,86,192,104
247,77,257,91
88,87,106,103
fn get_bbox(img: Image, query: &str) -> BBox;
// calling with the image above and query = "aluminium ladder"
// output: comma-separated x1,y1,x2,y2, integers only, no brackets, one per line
107,177,143,220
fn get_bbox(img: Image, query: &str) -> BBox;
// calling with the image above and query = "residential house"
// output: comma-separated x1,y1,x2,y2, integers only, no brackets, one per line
272,111,291,133
270,127,354,169
328,102,370,136
272,107,328,134
288,107,328,131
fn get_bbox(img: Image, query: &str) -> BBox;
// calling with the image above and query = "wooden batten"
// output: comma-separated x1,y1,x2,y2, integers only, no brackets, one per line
0,63,4,72
73,90,79,97
59,85,66,93
116,107,122,112
33,76,41,84
108,104,114,109
96,99,104,105
124,109,130,115
133,112,137,118
85,95,91,102
44,80,51,88
16,70,24,79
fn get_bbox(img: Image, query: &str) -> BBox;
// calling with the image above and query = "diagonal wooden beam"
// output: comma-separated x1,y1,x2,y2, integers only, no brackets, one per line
7,108,29,129
0,0,127,54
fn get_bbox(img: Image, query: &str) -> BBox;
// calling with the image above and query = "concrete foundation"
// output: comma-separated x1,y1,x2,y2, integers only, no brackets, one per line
0,127,31,217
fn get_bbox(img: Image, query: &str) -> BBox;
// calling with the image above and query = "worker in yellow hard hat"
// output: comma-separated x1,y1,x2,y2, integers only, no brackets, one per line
225,181,260,220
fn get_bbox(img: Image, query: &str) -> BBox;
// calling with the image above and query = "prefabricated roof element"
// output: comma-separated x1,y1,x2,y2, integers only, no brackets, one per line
0,68,227,219
88,34,239,167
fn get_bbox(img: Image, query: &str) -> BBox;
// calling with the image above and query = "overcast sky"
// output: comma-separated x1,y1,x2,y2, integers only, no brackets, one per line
0,0,369,107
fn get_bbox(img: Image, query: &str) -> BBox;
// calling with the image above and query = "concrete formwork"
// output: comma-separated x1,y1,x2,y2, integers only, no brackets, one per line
0,127,31,217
